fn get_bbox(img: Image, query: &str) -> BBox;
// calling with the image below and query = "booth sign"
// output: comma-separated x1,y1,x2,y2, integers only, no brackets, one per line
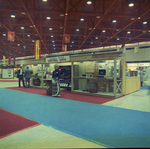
46,56,70,63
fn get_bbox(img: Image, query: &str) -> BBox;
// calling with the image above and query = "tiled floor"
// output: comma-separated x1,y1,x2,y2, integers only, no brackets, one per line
0,78,150,148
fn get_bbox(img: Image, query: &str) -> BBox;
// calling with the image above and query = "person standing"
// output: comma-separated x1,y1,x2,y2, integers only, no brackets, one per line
139,68,144,87
24,67,33,88
52,64,60,96
15,66,25,87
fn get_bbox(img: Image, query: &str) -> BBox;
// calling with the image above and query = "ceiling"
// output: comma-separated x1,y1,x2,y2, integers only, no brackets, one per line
0,0,150,58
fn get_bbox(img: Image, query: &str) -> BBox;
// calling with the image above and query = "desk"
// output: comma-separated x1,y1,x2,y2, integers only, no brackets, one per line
74,77,115,93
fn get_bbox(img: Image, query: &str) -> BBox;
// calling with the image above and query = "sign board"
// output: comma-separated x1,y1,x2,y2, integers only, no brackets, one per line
46,56,70,63
138,63,150,66
31,59,45,64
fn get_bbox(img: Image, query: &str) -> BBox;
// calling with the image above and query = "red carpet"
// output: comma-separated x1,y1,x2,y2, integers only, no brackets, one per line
5,87,117,104
0,80,18,82
0,108,40,139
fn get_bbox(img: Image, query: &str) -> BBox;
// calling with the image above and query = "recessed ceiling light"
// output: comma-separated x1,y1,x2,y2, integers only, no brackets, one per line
95,37,98,39
76,28,79,31
131,18,135,20
32,40,34,42
21,26,24,29
87,0,92,5
89,28,92,30
21,12,26,15
60,14,64,16
43,0,47,2
127,31,131,34
117,38,119,40
3,33,6,36
51,35,54,37
53,45,55,47
129,0,134,7
27,34,30,37
72,41,74,43
138,17,141,19
52,41,55,43
102,29,106,33
49,27,52,30
96,16,100,18
91,42,93,44
18,43,20,46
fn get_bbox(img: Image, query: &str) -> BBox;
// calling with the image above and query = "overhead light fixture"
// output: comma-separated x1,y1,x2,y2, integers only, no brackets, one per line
46,14,50,19
95,37,98,39
32,40,34,42
138,17,141,19
89,28,92,30
87,0,92,5
30,26,33,28
117,38,119,40
76,28,79,31
27,34,30,37
129,0,134,7
116,29,119,31
96,16,100,18
18,43,20,46
65,13,68,16
112,17,116,23
131,18,135,20
60,14,64,16
52,41,55,43
80,15,84,21
11,12,15,18
42,0,47,2
21,26,24,29
54,48,56,50
72,41,74,43
53,45,55,47
3,33,6,36
102,29,106,33
21,12,26,15
49,27,52,30
143,19,147,24
127,31,131,34
91,42,93,44
60,27,63,29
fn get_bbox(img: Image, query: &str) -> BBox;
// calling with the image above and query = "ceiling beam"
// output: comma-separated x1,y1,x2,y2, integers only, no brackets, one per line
79,0,117,49
20,0,48,53
62,0,69,45
100,6,150,47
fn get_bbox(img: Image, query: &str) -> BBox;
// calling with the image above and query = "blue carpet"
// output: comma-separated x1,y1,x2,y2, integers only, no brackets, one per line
0,88,150,148
141,86,150,90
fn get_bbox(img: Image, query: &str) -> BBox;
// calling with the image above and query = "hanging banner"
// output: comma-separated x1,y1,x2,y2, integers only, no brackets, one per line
8,57,11,66
23,43,28,50
64,34,70,43
3,56,5,64
134,46,139,53
34,40,41,60
11,57,15,66
62,45,67,52
7,31,15,41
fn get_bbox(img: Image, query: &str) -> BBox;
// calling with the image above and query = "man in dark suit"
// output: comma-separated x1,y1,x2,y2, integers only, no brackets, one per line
24,67,33,88
15,66,25,87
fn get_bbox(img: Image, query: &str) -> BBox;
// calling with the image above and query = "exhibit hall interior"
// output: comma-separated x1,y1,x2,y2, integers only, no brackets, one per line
0,0,150,148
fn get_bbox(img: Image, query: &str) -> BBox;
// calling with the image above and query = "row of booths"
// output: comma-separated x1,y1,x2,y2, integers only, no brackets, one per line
21,51,140,98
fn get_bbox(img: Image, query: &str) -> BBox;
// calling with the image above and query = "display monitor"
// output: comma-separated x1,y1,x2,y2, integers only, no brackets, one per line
98,69,106,77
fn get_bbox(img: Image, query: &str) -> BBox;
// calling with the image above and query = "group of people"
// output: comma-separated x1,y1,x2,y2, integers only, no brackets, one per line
15,66,33,88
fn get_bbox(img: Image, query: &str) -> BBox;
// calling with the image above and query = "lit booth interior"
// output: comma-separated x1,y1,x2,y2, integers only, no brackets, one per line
70,52,123,98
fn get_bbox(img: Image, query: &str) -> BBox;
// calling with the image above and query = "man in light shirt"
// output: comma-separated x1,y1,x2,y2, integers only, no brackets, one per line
15,66,25,87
